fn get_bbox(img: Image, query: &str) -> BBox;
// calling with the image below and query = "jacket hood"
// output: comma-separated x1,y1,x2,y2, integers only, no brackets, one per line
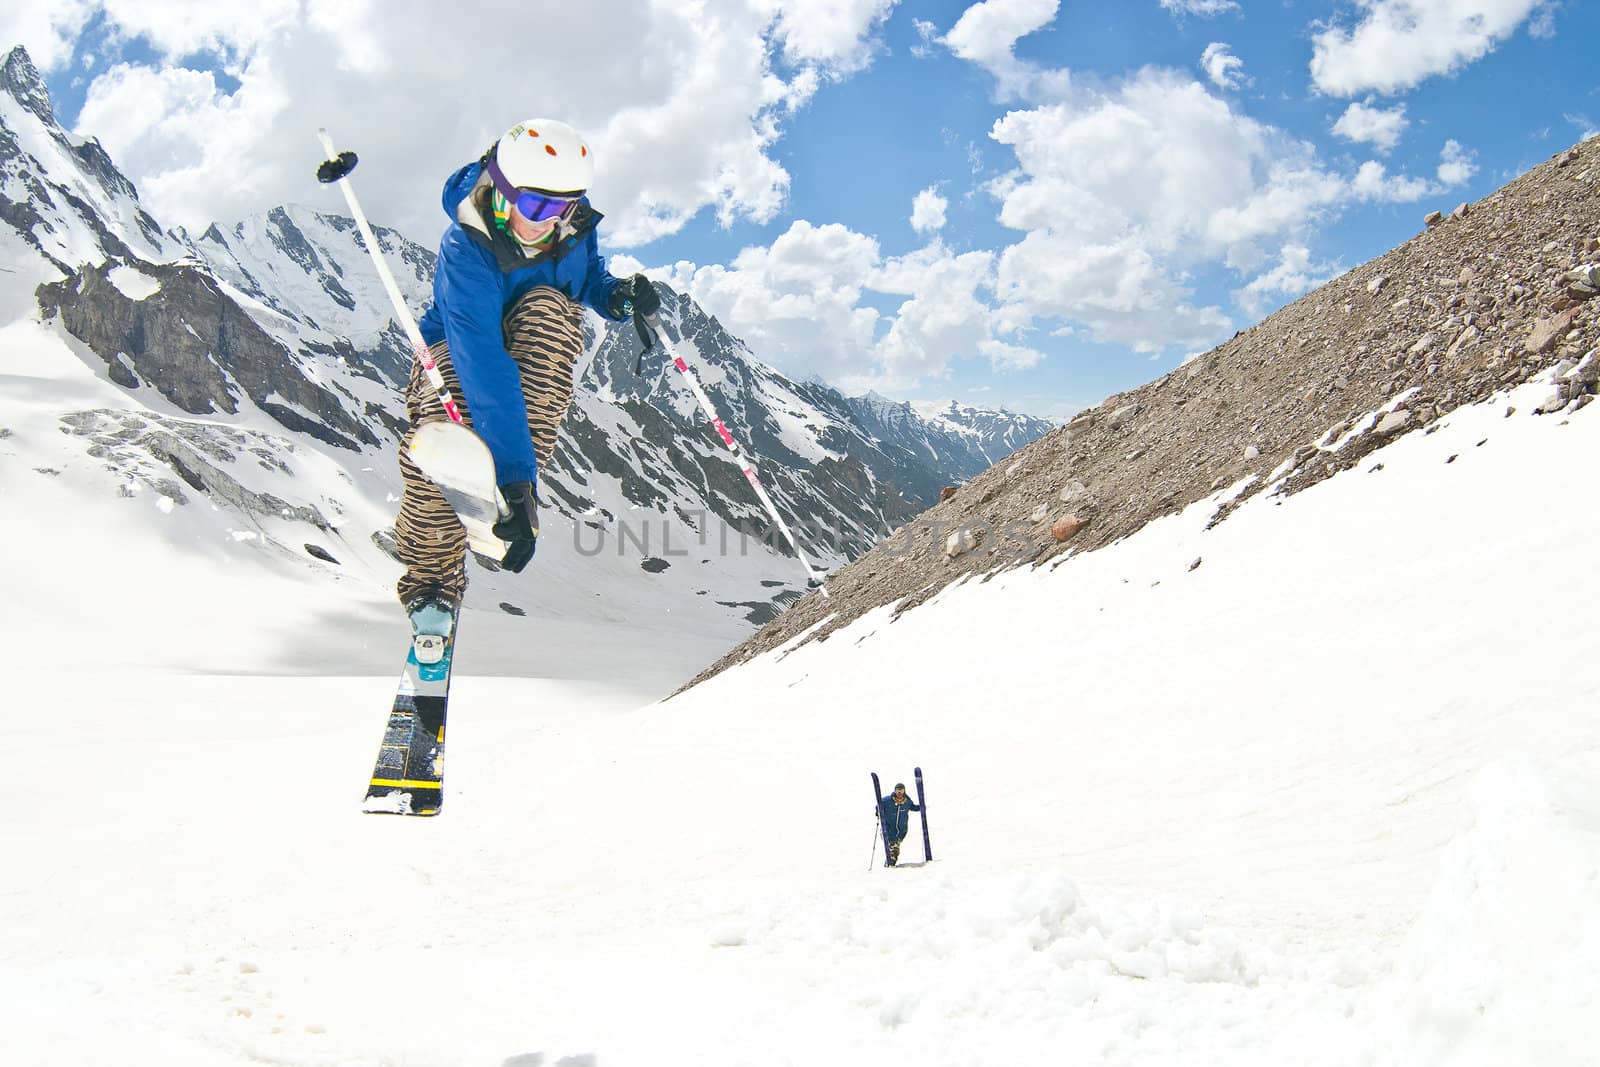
440,161,485,219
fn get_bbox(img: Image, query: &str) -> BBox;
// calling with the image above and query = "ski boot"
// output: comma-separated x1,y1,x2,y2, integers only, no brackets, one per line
405,589,458,674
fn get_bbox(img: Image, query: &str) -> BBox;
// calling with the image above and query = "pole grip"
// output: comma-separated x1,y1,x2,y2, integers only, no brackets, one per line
633,312,656,375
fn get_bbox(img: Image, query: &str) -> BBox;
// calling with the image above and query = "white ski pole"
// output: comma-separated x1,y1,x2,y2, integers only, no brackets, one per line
314,130,509,559
635,313,830,596
314,130,464,426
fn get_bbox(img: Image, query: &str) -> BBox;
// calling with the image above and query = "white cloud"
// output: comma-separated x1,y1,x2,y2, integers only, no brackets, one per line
1235,244,1339,316
1161,0,1241,16
979,338,1046,371
65,1,896,248
941,0,1069,100
673,222,1034,391
1332,100,1409,152
96,0,302,63
0,1,97,71
996,230,1233,351
1200,42,1248,90
982,67,1457,344
1437,139,1478,185
681,222,883,381
910,186,948,233
769,0,900,75
76,60,292,218
1310,0,1554,96
911,18,942,57
872,241,1025,384
1350,160,1435,201
988,71,1343,314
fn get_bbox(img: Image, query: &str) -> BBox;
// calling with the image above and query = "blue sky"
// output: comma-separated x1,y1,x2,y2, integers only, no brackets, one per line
9,0,1599,420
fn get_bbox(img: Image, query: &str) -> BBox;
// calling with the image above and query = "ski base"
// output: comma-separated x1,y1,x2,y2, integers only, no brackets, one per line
407,421,508,558
363,616,459,817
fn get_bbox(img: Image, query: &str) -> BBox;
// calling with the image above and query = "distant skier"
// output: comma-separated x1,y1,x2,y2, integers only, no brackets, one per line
879,782,922,866
397,118,661,658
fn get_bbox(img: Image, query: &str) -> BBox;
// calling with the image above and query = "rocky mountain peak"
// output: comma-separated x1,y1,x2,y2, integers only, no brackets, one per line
1,46,54,127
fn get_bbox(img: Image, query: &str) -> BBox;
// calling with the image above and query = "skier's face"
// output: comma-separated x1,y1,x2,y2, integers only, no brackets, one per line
508,207,558,246
894,787,906,799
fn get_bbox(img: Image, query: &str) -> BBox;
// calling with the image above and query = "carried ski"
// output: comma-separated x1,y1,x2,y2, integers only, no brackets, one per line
870,772,888,867
362,608,461,816
914,766,932,861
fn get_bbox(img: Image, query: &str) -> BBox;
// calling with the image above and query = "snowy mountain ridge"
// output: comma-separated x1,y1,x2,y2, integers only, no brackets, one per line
0,43,1051,631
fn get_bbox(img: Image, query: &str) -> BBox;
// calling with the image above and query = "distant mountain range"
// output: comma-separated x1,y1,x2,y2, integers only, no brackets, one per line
0,44,1054,625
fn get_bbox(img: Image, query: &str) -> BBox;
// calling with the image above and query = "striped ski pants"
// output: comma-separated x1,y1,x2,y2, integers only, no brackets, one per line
395,286,583,606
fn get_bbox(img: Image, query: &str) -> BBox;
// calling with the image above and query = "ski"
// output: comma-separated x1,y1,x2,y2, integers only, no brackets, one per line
870,772,889,867
407,421,508,558
914,766,932,862
361,608,461,816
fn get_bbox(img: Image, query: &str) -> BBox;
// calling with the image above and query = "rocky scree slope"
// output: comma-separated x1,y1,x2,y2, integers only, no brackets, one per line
688,135,1600,687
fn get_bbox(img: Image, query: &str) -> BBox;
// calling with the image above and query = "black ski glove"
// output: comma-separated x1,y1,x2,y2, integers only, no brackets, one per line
493,481,539,573
607,274,661,320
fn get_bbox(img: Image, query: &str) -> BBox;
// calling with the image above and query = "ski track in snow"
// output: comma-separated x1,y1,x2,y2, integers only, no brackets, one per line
3,361,1598,1063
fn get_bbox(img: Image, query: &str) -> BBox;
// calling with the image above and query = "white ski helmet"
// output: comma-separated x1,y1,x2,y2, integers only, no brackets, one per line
492,118,593,196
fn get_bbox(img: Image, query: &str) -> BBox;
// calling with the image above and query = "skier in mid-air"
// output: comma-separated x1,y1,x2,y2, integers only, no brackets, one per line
879,782,922,866
397,118,660,657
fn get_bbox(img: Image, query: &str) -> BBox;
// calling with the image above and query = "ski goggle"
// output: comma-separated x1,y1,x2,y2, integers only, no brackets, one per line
485,155,578,221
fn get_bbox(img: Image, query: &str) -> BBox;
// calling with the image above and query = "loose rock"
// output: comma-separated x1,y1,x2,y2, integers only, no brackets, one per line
945,527,979,558
1525,308,1581,354
1051,516,1088,542
1375,410,1413,435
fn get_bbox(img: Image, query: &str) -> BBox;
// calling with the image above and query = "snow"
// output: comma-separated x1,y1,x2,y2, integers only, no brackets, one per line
2,317,1596,1064
107,263,161,301
0,87,176,267
750,370,844,465
1372,758,1600,1065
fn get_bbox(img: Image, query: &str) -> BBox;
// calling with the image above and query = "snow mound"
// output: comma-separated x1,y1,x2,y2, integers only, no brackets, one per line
1377,757,1600,1066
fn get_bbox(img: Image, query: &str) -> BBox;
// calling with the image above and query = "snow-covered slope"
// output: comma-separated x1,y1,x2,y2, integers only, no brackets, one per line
3,348,1594,1065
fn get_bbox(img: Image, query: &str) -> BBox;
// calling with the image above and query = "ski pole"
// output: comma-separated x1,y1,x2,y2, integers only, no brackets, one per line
868,818,882,871
634,313,830,596
314,130,464,426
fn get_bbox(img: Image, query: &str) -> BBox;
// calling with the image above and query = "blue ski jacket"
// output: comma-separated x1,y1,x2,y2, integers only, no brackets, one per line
879,794,921,843
417,159,626,486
